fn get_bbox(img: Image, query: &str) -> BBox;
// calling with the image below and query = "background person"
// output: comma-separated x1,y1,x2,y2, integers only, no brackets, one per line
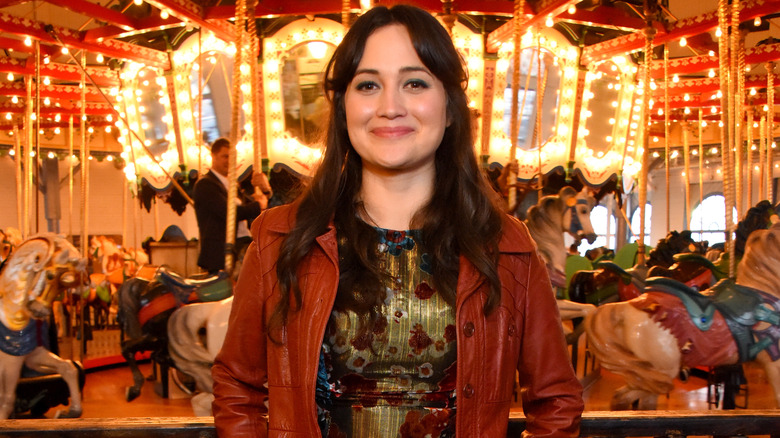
212,5,583,437
192,138,272,274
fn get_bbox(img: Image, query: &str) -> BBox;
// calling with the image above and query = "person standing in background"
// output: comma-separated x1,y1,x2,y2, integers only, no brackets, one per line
193,138,272,274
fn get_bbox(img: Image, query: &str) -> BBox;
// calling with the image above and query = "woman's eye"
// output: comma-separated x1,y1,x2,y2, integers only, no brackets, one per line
406,79,430,89
355,81,378,91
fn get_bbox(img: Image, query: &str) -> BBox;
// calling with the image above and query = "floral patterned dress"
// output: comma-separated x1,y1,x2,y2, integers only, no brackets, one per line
317,227,457,438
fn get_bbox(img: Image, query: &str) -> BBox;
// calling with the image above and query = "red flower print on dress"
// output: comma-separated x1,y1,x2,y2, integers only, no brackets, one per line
409,323,434,355
444,324,456,343
399,409,450,438
414,281,436,300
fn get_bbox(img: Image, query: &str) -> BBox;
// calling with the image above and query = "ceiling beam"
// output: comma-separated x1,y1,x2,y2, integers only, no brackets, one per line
144,0,233,42
653,74,768,98
44,0,137,31
556,6,647,32
0,82,108,102
83,16,184,42
650,42,780,78
0,57,120,87
0,12,169,69
582,0,780,65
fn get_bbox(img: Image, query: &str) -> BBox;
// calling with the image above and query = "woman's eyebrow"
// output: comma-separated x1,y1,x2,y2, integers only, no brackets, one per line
353,66,432,76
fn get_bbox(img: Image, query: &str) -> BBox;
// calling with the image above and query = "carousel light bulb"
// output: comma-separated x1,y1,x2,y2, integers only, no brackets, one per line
679,37,687,47
24,36,31,46
4,113,10,120
43,97,50,105
6,73,12,81
96,53,104,63
684,107,691,114
54,127,60,134
672,74,679,83
133,0,142,5
160,10,169,19
711,106,717,114
43,77,50,85
684,93,690,101
765,104,770,111
750,88,757,95
716,28,722,37
8,148,14,155
11,96,18,104
545,15,554,27
61,47,68,55
88,127,94,133
708,50,715,57
702,121,708,127
43,56,49,64
755,17,762,26
105,126,112,133
709,69,715,78
568,4,576,14
30,113,36,120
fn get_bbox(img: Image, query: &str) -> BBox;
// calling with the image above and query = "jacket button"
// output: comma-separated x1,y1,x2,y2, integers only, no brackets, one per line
463,322,475,337
508,324,516,336
463,383,474,398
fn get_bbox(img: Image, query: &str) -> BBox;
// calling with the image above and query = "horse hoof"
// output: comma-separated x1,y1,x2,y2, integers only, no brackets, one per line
126,387,141,402
54,408,82,419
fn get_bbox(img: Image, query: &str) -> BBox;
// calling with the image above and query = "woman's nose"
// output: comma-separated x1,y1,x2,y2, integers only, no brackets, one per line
377,88,406,119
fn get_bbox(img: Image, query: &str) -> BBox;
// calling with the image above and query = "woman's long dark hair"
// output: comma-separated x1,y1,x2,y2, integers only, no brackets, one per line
269,4,505,337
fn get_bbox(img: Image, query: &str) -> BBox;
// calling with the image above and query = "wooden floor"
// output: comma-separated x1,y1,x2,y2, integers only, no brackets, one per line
32,336,779,419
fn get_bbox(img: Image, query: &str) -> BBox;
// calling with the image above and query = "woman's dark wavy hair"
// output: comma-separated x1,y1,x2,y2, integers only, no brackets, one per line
269,4,505,337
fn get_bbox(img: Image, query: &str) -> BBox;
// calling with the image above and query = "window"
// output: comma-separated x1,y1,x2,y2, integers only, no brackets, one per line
630,203,652,246
689,194,737,245
577,204,616,255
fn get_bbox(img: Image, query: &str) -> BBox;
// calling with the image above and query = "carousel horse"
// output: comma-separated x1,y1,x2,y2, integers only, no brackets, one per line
568,230,708,306
584,223,780,410
167,295,233,416
116,265,231,402
0,234,87,419
525,186,599,322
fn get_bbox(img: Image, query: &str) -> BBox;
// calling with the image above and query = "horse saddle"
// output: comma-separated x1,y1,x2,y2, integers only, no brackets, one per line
646,277,780,362
155,267,232,304
672,253,728,281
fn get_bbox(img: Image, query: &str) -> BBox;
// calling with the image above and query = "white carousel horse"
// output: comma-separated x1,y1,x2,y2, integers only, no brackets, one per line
0,234,87,419
585,223,780,409
525,186,599,322
167,296,232,416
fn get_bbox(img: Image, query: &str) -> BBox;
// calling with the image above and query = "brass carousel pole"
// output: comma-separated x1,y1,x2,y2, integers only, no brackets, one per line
735,31,746,217
507,0,526,212
248,0,267,178
683,122,691,228
698,109,704,232
760,114,766,201
226,0,247,273
766,61,775,203
664,44,670,233
69,116,74,242
80,51,89,260
536,30,547,200
637,2,656,265
718,0,736,279
747,107,754,206
14,125,22,235
24,76,32,239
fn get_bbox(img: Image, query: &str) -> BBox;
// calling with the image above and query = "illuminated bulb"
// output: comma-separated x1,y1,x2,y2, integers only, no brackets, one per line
43,57,49,64
716,28,722,37
160,10,169,19
133,0,142,5
4,113,10,120
43,97,50,105
709,50,715,57
568,4,576,14
6,73,12,81
711,147,718,154
61,47,68,54
96,54,104,63
11,96,18,104
709,69,715,78
106,155,114,162
755,17,762,26
105,126,112,133
750,88,757,96
679,37,687,47
658,108,664,116
711,106,717,114
672,74,679,83
765,104,770,111
24,36,31,46
684,93,690,101
702,121,708,127
684,107,691,114
43,77,50,85
545,15,554,27
54,127,60,134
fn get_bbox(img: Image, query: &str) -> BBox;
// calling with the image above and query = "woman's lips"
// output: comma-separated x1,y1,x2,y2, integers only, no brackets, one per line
371,127,414,138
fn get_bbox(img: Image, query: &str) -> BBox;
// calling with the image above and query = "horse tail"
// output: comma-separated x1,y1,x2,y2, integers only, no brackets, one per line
585,303,676,394
167,303,217,394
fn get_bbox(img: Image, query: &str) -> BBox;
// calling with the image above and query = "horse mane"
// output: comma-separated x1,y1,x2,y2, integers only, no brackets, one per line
647,230,701,268
737,222,780,295
526,190,567,263
734,200,777,258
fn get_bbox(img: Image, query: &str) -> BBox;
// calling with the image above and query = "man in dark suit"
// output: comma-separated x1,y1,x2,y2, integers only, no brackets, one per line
193,138,272,274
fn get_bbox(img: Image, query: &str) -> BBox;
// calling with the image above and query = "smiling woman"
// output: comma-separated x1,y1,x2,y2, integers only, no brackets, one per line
211,4,583,438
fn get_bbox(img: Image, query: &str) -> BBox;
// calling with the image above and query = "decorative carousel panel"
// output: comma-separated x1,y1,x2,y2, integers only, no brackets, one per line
263,18,345,176
116,63,176,191
574,56,642,186
171,32,255,179
490,28,578,181
448,20,485,152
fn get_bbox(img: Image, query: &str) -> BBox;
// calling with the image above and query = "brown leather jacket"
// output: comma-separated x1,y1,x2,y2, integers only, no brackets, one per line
212,204,583,437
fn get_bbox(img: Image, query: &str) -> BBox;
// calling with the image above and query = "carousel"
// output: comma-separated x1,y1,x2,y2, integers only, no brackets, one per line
0,0,779,433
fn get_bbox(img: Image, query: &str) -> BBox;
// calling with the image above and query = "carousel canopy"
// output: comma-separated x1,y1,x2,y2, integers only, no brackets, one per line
0,0,778,189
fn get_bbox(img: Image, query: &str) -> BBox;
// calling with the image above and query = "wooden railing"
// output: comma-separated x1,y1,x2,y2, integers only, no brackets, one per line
0,410,778,437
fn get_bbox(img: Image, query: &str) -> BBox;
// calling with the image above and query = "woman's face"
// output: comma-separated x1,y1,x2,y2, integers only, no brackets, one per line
344,24,449,178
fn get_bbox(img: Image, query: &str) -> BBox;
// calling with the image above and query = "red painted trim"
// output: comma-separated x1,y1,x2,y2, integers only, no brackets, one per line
45,0,137,31
138,293,177,327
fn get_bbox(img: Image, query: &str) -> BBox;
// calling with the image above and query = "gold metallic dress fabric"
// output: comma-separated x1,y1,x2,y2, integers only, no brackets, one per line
320,228,456,438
